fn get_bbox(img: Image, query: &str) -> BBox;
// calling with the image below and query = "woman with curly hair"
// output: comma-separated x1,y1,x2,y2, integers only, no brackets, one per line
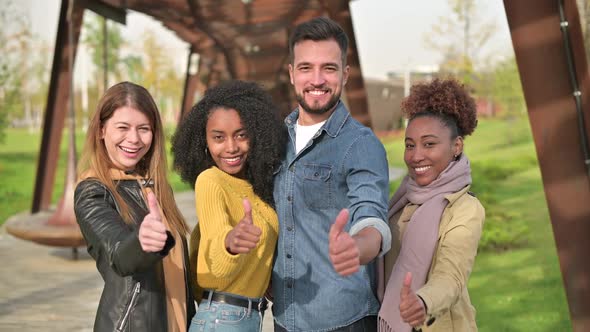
172,80,286,332
378,78,485,332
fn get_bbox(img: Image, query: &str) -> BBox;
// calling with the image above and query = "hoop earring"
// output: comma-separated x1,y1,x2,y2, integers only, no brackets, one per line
205,147,209,155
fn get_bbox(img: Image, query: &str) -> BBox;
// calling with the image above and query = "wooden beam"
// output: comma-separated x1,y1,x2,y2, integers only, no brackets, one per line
85,0,126,24
32,0,84,212
504,1,590,330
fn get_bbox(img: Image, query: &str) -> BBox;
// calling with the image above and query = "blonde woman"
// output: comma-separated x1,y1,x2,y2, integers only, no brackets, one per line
74,81,195,332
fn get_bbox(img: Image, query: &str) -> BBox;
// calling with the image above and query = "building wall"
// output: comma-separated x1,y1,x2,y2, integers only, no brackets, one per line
364,78,404,131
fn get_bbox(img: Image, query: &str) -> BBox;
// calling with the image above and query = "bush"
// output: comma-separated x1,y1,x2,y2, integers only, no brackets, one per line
471,160,535,251
478,209,529,251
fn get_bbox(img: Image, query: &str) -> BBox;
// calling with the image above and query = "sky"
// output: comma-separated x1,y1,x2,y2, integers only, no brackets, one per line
20,0,514,80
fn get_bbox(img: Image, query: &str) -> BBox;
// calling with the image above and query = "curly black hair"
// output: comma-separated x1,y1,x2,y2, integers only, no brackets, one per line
172,80,287,207
401,78,478,138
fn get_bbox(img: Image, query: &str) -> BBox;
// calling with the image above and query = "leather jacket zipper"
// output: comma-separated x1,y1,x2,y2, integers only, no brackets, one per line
117,282,141,332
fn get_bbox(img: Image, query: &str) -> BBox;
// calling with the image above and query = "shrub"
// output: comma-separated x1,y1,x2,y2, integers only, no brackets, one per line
471,160,533,251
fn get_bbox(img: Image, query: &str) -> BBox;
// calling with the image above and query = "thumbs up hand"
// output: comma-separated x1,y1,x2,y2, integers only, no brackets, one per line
225,199,262,255
139,192,168,252
399,272,427,328
328,209,360,276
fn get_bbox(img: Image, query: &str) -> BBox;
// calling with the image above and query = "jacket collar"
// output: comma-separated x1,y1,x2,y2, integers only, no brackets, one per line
285,100,350,138
444,185,472,206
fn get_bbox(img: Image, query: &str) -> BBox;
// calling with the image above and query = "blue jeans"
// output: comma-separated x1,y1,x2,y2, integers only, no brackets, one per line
189,295,264,332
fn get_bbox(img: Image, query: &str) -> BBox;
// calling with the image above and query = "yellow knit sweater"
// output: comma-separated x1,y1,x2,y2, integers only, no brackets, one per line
192,166,278,298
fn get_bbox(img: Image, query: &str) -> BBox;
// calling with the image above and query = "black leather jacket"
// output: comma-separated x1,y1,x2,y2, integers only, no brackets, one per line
74,178,196,332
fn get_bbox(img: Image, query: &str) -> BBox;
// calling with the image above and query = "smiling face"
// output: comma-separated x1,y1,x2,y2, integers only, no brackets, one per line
404,116,463,186
289,39,349,125
101,106,153,171
206,108,250,178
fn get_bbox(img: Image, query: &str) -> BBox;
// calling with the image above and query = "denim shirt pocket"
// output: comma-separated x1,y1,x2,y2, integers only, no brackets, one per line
301,163,333,209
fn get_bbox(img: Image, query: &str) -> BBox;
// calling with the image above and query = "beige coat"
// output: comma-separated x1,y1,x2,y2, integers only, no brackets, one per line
384,185,485,332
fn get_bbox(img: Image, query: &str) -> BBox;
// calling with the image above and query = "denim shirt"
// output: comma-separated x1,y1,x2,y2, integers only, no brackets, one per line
272,102,391,331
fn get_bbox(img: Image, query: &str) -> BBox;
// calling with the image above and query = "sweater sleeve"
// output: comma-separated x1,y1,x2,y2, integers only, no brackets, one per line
415,196,485,317
195,174,247,280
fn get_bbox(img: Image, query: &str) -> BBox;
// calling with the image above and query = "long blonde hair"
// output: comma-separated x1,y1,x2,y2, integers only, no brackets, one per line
77,81,189,235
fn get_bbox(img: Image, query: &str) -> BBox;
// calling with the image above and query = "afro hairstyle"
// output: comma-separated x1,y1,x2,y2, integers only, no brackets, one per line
171,80,287,207
401,77,478,137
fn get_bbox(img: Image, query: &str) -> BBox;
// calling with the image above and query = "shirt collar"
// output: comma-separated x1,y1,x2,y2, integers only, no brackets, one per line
285,101,350,138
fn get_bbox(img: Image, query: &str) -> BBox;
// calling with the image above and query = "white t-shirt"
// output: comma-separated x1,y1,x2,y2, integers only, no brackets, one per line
295,120,326,154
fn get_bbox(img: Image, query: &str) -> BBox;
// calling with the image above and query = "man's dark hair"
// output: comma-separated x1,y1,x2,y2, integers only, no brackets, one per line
288,16,349,65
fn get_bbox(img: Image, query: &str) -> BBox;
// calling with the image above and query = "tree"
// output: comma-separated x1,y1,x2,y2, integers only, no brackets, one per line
21,40,51,132
490,56,526,118
0,0,34,139
81,11,125,93
122,55,144,84
424,0,497,85
140,29,184,121
141,29,168,100
81,19,184,126
159,67,183,125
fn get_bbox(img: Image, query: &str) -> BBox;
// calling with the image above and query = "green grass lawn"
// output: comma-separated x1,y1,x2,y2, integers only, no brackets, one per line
384,116,572,331
0,128,62,225
0,116,573,330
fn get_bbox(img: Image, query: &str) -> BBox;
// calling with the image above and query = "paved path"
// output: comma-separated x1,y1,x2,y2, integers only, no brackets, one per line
0,226,101,332
0,167,405,331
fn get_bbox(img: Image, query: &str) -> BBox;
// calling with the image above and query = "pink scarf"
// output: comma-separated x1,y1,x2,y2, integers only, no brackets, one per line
378,154,472,332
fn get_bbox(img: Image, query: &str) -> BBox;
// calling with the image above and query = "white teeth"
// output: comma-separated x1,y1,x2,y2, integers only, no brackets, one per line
120,146,140,153
308,90,326,95
415,166,431,172
224,157,240,162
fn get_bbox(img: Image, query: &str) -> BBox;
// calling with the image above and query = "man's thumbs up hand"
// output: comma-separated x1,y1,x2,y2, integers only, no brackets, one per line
328,209,360,276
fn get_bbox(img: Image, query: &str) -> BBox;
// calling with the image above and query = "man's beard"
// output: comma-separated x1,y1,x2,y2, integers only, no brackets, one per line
295,89,341,115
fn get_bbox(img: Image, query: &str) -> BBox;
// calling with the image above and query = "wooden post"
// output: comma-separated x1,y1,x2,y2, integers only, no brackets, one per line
504,1,590,330
32,0,84,212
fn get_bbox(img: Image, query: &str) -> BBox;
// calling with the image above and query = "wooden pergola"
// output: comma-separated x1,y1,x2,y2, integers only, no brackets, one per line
13,0,590,330
33,0,371,213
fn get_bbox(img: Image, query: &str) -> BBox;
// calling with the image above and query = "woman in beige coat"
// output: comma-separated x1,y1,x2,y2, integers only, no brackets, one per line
379,78,485,332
